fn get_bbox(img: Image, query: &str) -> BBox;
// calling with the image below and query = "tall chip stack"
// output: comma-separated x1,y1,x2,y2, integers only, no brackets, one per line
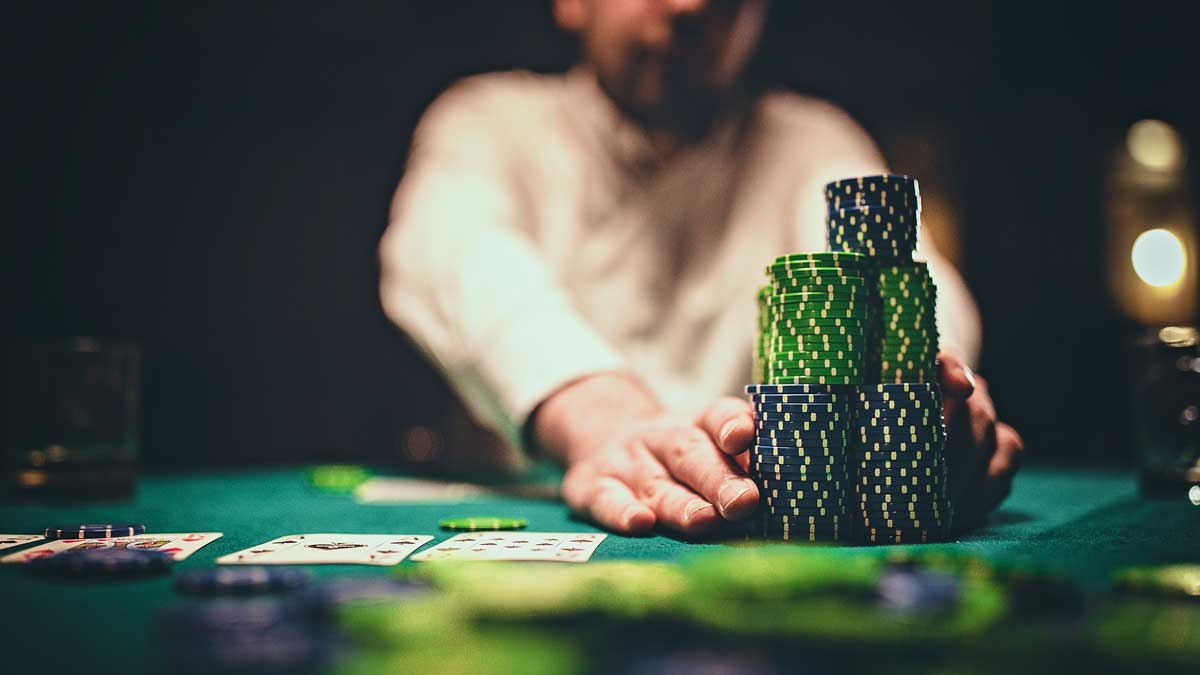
824,174,952,543
743,251,872,542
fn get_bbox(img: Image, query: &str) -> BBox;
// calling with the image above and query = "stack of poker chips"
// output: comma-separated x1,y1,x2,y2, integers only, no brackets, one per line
824,174,939,384
871,261,939,383
745,383,850,542
743,252,874,542
761,252,870,386
854,384,951,543
826,174,921,260
822,174,951,542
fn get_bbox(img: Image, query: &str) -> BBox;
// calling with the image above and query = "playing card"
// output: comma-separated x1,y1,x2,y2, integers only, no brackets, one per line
409,532,607,563
0,534,44,552
215,534,432,566
353,477,492,504
0,532,223,564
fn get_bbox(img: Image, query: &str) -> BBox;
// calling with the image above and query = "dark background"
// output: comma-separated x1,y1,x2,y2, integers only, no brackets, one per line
5,1,1198,468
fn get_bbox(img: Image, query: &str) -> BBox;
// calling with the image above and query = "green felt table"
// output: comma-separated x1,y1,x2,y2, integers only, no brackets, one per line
0,465,1196,673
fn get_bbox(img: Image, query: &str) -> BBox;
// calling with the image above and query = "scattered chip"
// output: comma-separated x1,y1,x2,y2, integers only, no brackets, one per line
24,548,171,578
307,464,371,493
43,523,146,539
438,517,528,531
175,567,310,596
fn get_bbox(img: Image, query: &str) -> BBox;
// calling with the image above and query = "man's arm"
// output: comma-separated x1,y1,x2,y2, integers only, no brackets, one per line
379,79,628,444
379,79,759,534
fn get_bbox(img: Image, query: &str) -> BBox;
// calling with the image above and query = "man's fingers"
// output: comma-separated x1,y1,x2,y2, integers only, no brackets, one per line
646,426,758,521
637,475,720,534
988,422,1025,479
938,351,976,400
561,468,655,535
967,376,997,449
697,397,755,455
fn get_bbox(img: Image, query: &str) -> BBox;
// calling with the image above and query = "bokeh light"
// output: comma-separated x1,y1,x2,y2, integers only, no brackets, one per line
1131,228,1187,287
1126,119,1186,171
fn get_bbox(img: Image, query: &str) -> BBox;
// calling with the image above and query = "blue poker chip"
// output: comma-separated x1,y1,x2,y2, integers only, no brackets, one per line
753,440,846,452
296,577,433,620
755,468,848,482
160,599,336,673
753,464,846,478
760,489,847,505
763,505,845,519
876,567,960,614
751,450,843,464
857,460,945,473
859,468,944,482
755,437,849,449
856,428,945,441
755,409,849,423
761,518,843,531
24,548,172,578
856,404,942,416
857,440,939,453
751,393,844,404
857,414,944,427
744,383,847,395
758,417,844,432
756,413,847,427
43,523,146,539
175,567,311,596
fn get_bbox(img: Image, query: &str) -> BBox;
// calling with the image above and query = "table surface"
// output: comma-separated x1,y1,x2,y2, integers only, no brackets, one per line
1,465,1197,673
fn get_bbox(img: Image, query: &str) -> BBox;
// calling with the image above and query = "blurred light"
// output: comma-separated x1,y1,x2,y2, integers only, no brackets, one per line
1183,405,1199,424
1126,119,1186,171
1190,485,1200,506
1131,228,1187,287
18,470,47,488
1159,326,1198,347
401,426,441,462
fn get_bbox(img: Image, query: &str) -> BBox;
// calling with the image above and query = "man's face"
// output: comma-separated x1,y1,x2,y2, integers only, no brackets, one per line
557,0,765,131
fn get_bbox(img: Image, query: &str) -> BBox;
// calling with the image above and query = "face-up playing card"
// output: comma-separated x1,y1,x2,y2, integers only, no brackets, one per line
409,532,607,563
0,534,44,552
353,477,493,504
215,534,432,566
0,532,223,564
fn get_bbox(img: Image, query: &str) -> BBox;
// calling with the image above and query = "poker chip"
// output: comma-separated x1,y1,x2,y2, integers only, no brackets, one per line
297,577,433,619
876,566,960,614
438,516,528,531
1112,564,1200,600
307,464,371,493
159,599,334,673
24,548,172,578
43,523,146,539
175,567,311,596
748,174,953,543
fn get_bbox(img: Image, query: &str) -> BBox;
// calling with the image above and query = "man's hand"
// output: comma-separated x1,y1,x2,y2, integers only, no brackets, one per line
937,351,1025,530
533,373,758,535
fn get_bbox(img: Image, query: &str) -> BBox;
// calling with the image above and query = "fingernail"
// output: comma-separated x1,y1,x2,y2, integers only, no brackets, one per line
717,480,754,514
718,420,738,448
621,503,644,527
961,365,976,389
683,499,712,523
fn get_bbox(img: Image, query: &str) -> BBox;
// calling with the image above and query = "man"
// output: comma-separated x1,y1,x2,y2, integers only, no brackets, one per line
379,0,1023,536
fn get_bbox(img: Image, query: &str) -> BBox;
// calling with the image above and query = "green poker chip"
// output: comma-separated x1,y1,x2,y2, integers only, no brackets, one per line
1112,564,1200,599
768,349,864,362
438,516,529,531
773,251,868,264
